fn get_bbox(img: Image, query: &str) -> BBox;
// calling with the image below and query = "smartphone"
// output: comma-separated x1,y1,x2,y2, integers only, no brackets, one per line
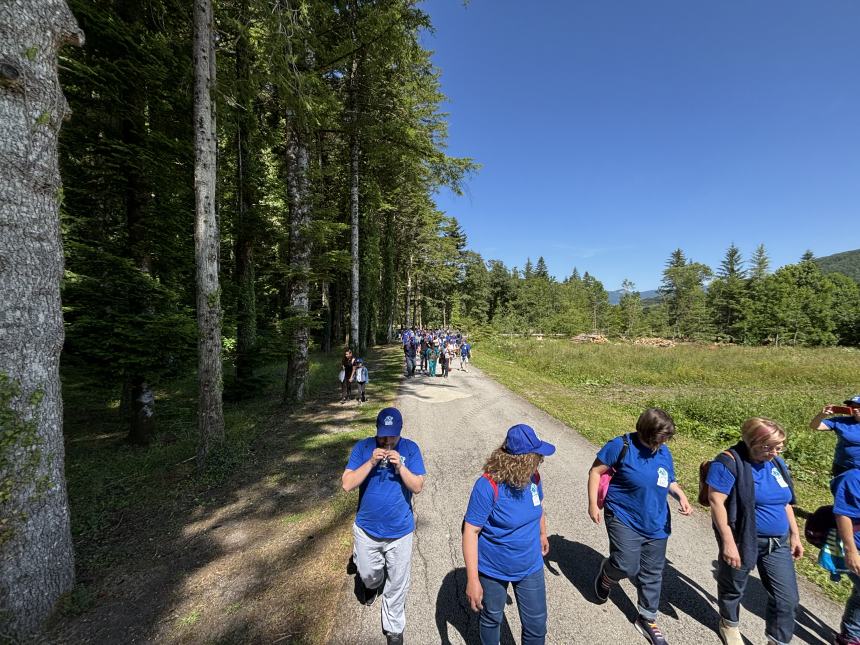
831,406,854,415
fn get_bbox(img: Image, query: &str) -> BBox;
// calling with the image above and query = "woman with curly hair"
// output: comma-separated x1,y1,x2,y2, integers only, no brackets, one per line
462,424,555,645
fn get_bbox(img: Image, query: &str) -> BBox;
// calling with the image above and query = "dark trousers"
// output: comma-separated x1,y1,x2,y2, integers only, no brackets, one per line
604,511,667,620
356,382,366,402
717,533,798,645
405,355,415,376
341,379,352,399
479,570,546,645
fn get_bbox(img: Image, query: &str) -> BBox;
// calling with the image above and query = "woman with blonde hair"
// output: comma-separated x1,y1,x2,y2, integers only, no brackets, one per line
462,424,555,645
706,417,802,645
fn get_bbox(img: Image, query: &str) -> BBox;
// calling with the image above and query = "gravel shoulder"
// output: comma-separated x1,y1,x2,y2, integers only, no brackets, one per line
329,365,842,645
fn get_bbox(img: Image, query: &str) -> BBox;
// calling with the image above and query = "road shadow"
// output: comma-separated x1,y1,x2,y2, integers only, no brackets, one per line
435,567,516,645
545,534,836,643
708,560,836,644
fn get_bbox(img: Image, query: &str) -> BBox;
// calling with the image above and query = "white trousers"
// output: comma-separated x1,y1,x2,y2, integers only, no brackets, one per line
352,523,414,634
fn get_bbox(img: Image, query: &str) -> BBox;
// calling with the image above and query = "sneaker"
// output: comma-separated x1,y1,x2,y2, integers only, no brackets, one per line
835,634,860,645
346,555,357,575
718,619,742,645
386,633,403,645
634,616,669,645
361,581,381,606
594,558,612,603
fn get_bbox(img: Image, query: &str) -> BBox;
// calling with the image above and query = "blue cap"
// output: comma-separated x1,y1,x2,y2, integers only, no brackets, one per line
376,407,403,437
845,395,860,407
504,424,556,456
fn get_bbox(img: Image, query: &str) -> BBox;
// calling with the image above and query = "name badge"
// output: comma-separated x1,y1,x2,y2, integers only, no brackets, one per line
531,483,540,506
657,467,669,488
772,468,789,488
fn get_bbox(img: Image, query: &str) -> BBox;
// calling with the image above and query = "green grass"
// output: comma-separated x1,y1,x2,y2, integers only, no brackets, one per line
475,337,859,601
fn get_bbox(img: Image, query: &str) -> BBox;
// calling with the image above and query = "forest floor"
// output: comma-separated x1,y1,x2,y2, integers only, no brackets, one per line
45,345,403,644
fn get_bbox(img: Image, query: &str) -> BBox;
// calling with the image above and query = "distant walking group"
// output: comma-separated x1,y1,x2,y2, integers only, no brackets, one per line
340,387,860,645
401,327,472,379
339,348,369,404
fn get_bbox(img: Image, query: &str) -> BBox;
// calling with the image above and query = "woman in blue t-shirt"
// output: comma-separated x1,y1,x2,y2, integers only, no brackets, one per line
462,424,556,645
587,408,692,645
706,417,802,645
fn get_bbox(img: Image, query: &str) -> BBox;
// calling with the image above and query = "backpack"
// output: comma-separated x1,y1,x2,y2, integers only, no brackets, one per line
805,505,836,549
596,434,629,509
698,451,736,507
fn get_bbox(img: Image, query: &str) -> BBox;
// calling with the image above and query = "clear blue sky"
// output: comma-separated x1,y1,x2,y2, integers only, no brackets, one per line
419,0,860,291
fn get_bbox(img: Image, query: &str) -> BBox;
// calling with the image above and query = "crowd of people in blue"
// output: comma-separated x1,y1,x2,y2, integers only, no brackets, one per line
400,328,473,379
338,347,860,645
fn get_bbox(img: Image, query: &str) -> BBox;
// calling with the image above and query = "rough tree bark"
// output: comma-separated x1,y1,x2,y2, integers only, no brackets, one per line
347,39,362,354
193,0,224,467
0,0,82,637
284,122,311,402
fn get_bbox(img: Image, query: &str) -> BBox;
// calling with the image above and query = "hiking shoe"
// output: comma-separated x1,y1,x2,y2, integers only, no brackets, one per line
594,558,613,603
634,616,669,645
835,634,860,645
386,633,403,645
346,555,357,575
718,619,742,645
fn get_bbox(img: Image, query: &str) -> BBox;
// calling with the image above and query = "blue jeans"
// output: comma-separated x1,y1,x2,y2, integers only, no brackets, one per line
604,511,667,620
717,534,798,645
479,569,547,645
841,573,860,638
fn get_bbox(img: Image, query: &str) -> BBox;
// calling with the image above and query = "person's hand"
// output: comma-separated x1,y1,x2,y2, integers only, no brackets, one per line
790,534,804,561
387,450,402,471
371,448,387,465
540,533,549,556
846,551,860,577
721,542,742,569
823,405,835,416
588,503,601,525
677,494,693,516
465,578,483,612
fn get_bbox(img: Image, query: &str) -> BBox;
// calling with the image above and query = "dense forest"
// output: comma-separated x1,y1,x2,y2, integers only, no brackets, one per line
816,248,860,284
2,0,860,638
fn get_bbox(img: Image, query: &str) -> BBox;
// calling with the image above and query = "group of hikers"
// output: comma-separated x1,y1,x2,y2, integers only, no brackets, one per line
400,328,472,379
340,390,860,645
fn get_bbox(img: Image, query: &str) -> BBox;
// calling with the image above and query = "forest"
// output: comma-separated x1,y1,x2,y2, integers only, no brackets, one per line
2,0,860,639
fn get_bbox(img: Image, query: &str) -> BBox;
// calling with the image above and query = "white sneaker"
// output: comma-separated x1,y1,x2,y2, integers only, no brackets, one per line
718,620,743,645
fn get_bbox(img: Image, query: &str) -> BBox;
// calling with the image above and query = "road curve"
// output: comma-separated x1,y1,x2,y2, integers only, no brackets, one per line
329,365,842,644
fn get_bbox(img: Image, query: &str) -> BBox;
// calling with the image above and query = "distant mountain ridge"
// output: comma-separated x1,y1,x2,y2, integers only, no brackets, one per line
607,289,659,305
815,248,860,283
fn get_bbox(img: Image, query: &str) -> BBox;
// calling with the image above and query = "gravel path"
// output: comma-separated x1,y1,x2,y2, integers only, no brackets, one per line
330,365,842,644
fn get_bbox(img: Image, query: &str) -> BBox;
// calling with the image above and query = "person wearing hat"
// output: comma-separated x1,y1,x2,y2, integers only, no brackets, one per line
462,424,555,645
810,396,860,645
587,408,692,645
341,407,426,645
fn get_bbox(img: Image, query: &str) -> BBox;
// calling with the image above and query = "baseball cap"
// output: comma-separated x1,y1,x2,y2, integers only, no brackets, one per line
376,407,403,437
844,395,860,407
504,424,556,456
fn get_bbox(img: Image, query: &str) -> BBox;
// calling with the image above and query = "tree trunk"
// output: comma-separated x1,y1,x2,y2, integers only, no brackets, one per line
0,1,82,637
404,261,413,329
119,0,156,445
233,0,258,389
348,53,361,353
284,122,311,402
193,0,224,468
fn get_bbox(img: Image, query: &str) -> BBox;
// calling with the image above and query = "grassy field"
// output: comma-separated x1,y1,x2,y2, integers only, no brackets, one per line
475,337,859,601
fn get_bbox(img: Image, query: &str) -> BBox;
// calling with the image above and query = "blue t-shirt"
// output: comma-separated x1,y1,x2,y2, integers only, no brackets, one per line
597,434,675,539
832,470,860,550
464,474,544,581
707,459,792,536
461,343,471,357
346,437,426,539
825,417,860,472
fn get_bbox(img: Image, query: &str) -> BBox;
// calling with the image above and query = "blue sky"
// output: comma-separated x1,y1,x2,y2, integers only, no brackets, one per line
419,0,860,291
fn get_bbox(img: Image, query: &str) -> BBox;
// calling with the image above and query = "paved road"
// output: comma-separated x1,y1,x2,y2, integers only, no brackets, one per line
330,365,842,644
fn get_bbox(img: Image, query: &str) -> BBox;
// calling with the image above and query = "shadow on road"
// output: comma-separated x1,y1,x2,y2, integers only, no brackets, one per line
435,567,516,645
546,535,835,644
